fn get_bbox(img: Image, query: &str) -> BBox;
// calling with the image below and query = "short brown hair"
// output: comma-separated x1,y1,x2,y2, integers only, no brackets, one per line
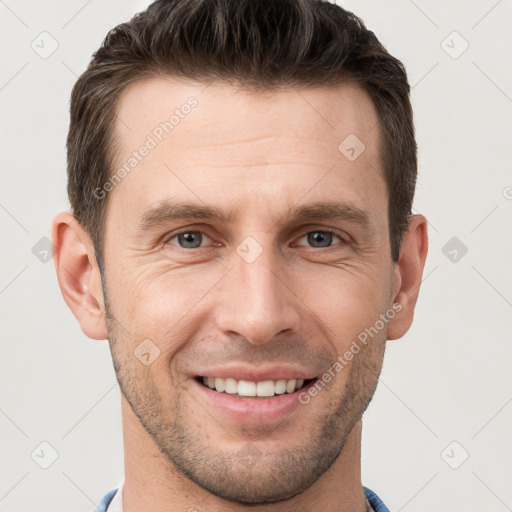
67,0,417,265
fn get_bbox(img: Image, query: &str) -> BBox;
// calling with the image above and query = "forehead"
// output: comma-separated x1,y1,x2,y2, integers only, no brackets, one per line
113,77,380,154
107,77,386,229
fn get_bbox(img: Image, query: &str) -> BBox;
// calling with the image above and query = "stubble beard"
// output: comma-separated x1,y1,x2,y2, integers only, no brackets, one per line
103,289,385,505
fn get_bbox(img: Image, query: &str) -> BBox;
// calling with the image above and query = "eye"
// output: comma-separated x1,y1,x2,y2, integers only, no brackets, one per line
295,229,345,248
166,230,213,249
164,228,347,251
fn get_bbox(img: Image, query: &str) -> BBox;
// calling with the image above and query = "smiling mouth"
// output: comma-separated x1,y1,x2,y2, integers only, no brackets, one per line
195,376,316,398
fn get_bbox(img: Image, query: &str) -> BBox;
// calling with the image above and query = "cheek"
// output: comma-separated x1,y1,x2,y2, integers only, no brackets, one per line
112,265,220,365
113,259,207,322
298,263,388,345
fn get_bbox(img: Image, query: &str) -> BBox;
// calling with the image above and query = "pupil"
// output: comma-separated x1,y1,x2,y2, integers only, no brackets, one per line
308,231,332,248
180,232,201,248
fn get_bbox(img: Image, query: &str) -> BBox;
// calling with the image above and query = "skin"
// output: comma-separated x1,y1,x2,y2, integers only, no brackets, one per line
53,78,428,512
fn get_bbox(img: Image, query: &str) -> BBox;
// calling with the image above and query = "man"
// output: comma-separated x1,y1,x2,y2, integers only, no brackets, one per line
52,0,428,510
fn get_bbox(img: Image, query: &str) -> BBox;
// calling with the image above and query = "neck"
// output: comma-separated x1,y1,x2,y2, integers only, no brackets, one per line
121,396,367,512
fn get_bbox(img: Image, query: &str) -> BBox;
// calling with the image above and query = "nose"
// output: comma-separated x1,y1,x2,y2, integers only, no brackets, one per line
215,241,301,346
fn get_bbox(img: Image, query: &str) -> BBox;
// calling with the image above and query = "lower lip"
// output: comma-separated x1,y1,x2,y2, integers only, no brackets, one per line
189,379,316,424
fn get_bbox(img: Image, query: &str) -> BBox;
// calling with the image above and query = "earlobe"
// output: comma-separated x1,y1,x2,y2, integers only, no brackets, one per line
51,211,108,340
387,214,429,341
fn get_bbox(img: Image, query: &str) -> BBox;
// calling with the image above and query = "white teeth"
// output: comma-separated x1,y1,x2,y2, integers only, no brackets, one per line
274,379,287,394
256,380,275,397
225,377,238,394
214,377,225,392
202,376,309,397
286,379,297,394
237,380,256,397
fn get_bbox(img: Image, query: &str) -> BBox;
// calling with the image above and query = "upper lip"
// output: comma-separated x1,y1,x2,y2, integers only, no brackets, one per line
193,365,317,382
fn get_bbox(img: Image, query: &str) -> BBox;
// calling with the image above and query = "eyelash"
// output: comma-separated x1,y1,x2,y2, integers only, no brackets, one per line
163,227,348,250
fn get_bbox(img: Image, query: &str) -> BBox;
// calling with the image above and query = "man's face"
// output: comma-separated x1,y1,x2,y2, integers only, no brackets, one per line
101,78,397,503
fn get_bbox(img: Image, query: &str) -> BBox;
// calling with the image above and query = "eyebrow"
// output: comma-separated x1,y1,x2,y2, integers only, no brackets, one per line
288,201,371,228
137,199,373,232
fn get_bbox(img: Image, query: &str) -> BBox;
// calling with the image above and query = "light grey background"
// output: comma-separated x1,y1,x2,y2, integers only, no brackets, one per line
1,1,511,511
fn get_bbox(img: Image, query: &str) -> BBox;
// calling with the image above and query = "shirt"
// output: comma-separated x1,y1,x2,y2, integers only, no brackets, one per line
92,483,391,511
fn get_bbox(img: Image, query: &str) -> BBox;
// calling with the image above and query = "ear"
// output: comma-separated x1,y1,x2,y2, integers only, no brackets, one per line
387,214,429,340
52,211,108,340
